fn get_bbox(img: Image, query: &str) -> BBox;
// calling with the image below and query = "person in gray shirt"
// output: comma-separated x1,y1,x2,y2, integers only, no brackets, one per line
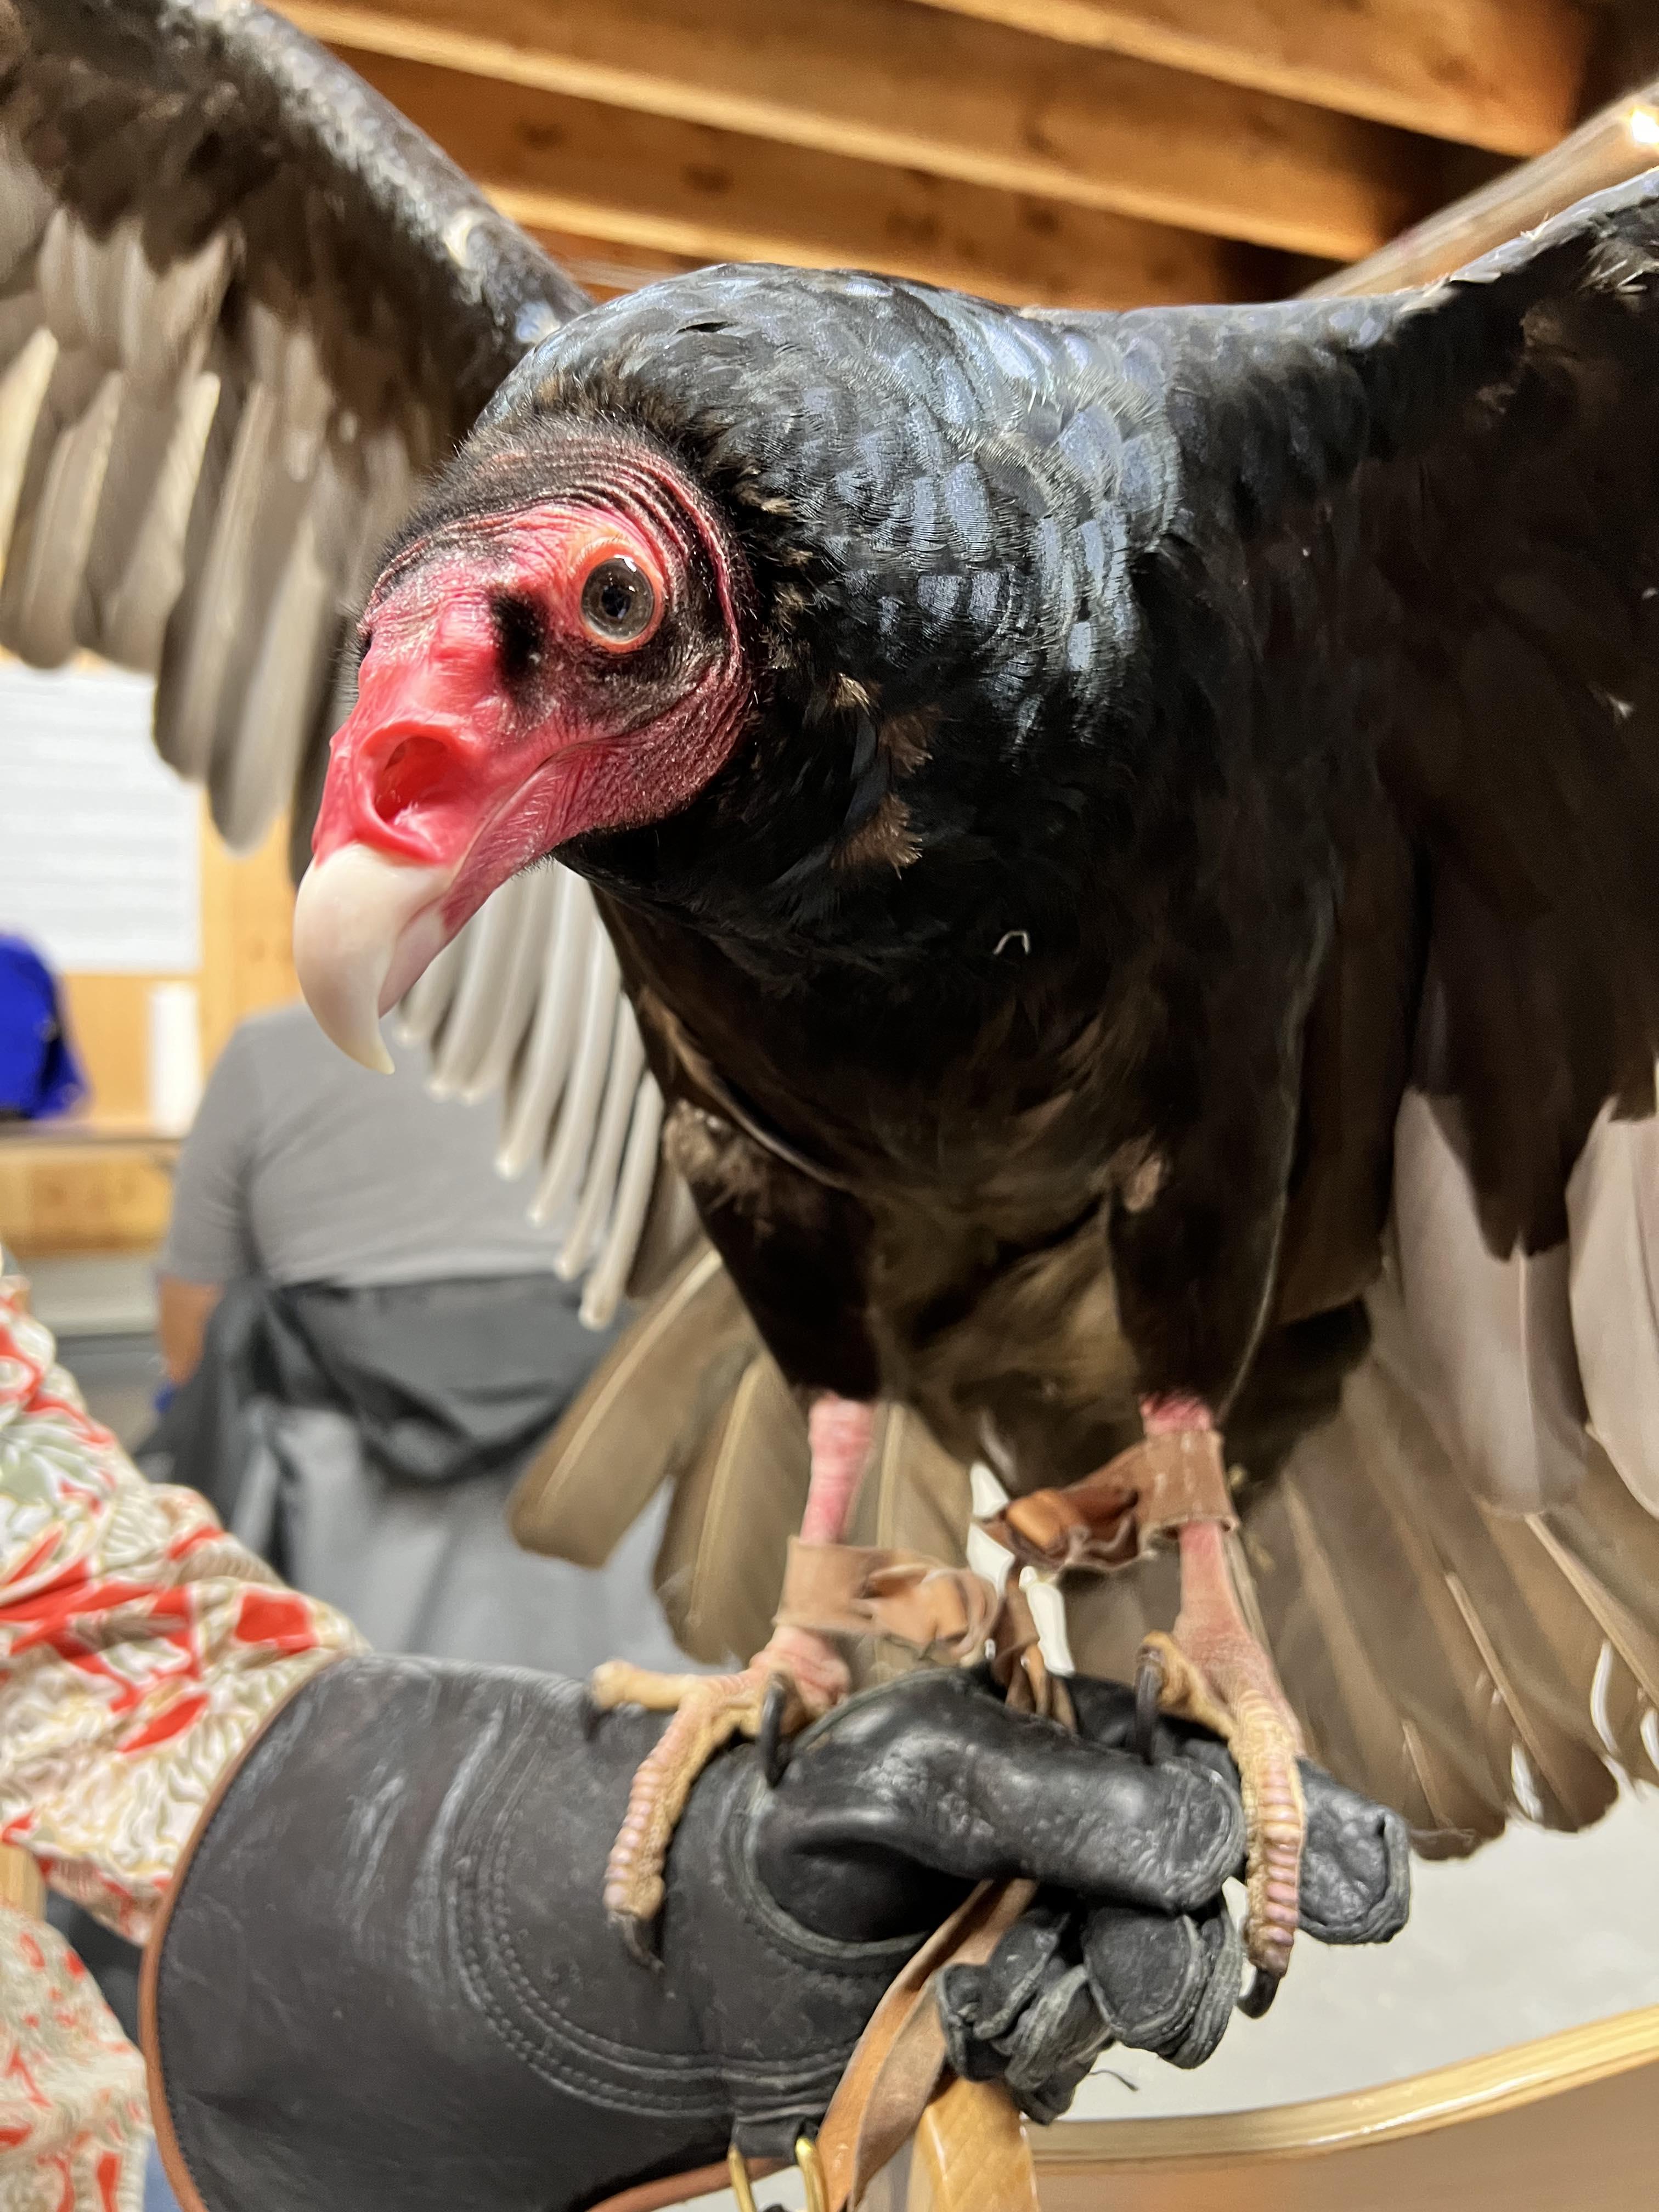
157,1001,568,1369
150,1000,688,1678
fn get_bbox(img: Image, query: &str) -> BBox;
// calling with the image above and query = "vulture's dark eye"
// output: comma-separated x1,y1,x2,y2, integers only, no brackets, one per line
580,556,658,649
493,591,546,685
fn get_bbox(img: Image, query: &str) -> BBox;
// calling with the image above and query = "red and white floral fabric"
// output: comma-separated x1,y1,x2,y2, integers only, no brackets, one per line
0,1909,148,2212
0,1268,363,2204
0,1270,360,1939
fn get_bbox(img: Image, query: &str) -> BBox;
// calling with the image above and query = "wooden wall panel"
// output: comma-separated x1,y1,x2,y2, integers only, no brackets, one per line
3,810,297,1260
197,804,301,1074
0,1140,177,1259
0,1844,46,1917
57,974,180,1129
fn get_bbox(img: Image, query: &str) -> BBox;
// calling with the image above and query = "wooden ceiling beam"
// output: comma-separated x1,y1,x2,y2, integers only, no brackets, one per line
335,46,1284,309
286,0,1426,262
526,230,706,300
905,0,1594,157
1310,77,1659,296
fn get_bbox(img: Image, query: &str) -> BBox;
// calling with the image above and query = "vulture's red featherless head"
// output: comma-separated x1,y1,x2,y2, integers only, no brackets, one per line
294,432,752,1068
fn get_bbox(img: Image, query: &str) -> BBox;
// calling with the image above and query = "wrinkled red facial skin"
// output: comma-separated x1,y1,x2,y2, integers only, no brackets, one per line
311,447,752,939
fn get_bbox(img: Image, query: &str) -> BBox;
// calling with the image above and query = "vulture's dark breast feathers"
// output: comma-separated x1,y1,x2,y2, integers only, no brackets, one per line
482,194,1659,1487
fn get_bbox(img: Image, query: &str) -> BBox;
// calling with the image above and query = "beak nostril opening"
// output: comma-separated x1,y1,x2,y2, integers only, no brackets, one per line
371,734,456,829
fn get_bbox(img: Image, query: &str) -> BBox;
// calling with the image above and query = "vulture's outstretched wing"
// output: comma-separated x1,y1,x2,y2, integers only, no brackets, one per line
0,0,668,1319
514,167,1659,1836
394,860,691,1321
1132,163,1659,1274
1068,1087,1659,1855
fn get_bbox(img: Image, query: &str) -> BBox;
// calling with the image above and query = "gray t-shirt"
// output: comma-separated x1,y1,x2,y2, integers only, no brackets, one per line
160,1002,562,1288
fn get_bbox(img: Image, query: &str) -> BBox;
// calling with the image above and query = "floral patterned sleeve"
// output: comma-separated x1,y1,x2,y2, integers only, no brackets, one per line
0,1905,151,2212
0,1271,363,1944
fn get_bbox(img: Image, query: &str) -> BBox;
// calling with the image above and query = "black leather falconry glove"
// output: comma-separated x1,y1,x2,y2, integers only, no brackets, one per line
146,1656,1407,2212
911,1673,1411,2118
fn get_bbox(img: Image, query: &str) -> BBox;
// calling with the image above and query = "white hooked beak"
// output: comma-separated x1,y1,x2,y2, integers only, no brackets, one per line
292,845,454,1073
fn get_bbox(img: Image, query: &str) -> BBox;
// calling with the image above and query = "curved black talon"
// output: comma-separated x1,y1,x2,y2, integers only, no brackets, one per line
1133,1649,1165,1765
1237,1965,1281,2019
758,1677,794,1787
610,1908,663,1972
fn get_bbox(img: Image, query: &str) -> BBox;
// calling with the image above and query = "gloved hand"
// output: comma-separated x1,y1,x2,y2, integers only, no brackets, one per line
148,1655,1407,2212
757,1667,1408,2124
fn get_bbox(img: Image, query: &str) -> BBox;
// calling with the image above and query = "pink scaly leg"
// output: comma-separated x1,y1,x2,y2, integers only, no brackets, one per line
1137,1395,1305,2008
759,1393,873,1695
594,1393,874,1945
802,1393,876,1540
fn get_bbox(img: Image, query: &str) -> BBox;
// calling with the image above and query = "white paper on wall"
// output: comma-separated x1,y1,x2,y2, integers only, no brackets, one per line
0,660,200,973
148,980,203,1135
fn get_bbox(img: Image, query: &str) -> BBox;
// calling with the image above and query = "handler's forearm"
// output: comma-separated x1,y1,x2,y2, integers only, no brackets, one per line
0,1271,361,1939
149,1654,911,2212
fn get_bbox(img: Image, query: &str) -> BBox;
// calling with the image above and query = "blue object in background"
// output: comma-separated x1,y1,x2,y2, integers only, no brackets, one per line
0,934,86,1119
144,2140,183,2212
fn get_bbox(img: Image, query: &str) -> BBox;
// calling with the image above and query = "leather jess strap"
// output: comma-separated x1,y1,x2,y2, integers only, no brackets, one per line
586,1876,1040,2212
810,1875,1039,2211
769,1542,1063,2210
980,1427,1237,1575
772,1541,1005,1662
774,1538,1071,1732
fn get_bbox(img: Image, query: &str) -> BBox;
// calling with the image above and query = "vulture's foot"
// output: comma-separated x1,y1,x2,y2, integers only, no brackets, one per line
591,1626,850,1954
1138,1517,1305,2010
977,1398,1302,1999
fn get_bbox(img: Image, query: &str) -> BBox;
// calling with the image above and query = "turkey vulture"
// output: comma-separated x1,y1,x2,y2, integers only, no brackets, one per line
295,190,1659,1992
10,0,1659,2010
